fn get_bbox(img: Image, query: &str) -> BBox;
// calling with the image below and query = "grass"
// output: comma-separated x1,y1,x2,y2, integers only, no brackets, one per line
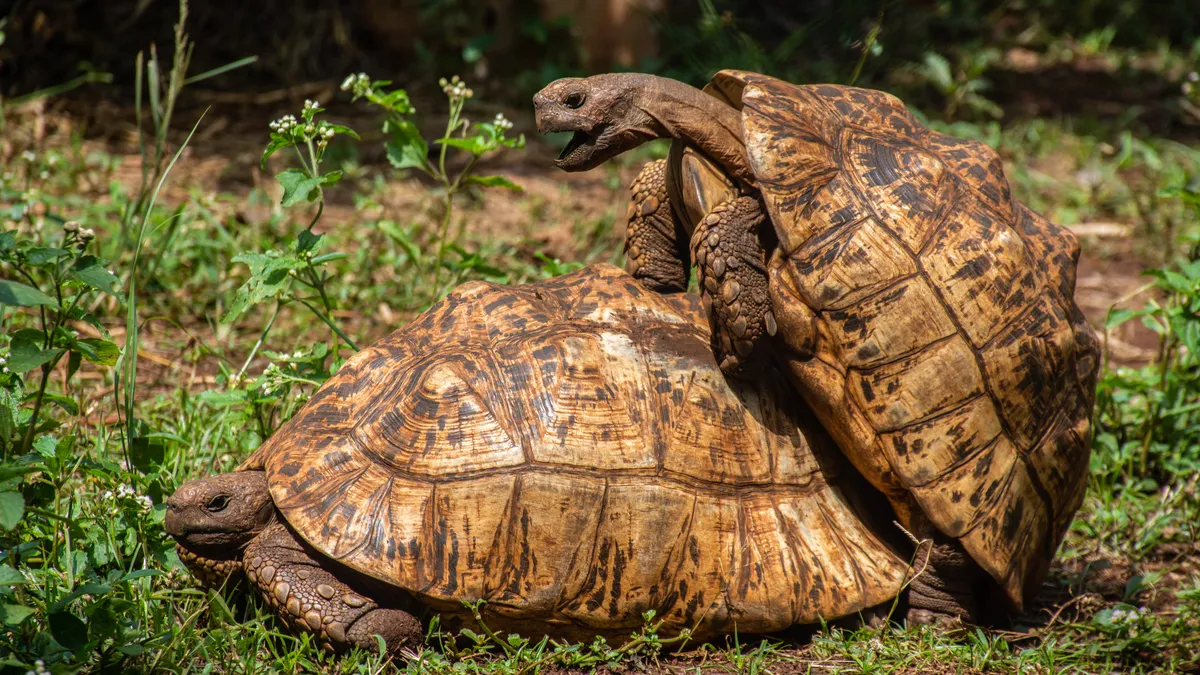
2,11,1200,675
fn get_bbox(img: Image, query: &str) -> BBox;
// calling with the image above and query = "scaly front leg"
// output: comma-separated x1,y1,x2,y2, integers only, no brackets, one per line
243,522,423,656
691,196,774,375
624,159,690,293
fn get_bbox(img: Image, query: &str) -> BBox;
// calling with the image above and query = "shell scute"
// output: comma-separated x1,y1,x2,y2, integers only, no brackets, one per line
842,132,955,252
790,217,917,312
922,131,1016,222
559,481,695,629
486,472,606,616
879,395,1003,488
825,274,957,368
920,204,1041,347
849,335,984,433
979,297,1077,451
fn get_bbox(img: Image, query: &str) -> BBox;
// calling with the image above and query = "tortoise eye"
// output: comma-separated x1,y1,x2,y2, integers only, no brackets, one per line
564,92,586,109
206,495,230,512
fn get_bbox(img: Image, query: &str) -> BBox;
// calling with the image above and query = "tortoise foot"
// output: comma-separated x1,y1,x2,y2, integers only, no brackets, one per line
625,159,690,293
691,195,773,377
244,522,424,657
905,537,980,632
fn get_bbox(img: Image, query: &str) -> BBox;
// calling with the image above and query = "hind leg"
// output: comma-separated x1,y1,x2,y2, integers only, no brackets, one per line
624,159,690,293
244,522,423,656
905,532,983,629
691,196,774,375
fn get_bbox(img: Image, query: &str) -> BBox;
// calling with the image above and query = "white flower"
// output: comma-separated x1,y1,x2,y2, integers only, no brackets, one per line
0,356,6,365
1190,71,1199,82
341,74,356,91
63,220,79,232
21,150,36,162
136,495,153,513
305,124,315,134
493,113,513,131
1111,608,1126,621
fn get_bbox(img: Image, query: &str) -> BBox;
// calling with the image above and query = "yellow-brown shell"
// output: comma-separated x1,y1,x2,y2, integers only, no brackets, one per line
712,70,1100,611
239,264,906,640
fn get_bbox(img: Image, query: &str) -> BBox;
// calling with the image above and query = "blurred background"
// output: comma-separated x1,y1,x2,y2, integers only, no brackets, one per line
3,0,1199,127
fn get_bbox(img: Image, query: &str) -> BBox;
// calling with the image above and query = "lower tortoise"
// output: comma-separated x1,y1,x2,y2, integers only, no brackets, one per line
167,264,910,656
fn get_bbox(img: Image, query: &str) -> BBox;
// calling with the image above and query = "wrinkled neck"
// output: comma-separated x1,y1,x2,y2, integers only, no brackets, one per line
635,76,753,185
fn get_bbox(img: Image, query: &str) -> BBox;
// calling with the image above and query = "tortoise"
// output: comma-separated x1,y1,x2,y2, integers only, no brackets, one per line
166,264,910,656
533,71,1101,625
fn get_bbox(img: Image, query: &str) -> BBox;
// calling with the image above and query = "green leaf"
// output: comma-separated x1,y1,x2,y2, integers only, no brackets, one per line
222,252,301,323
0,279,55,307
0,565,27,585
309,252,348,265
319,169,344,188
7,332,63,373
296,229,323,254
40,393,79,415
437,136,486,154
33,435,57,459
1105,307,1141,330
195,389,248,406
49,610,89,651
69,255,120,295
323,123,359,140
25,246,70,266
0,604,35,626
921,52,954,92
379,220,422,264
130,436,164,473
260,134,293,169
75,337,120,366
464,174,523,192
385,120,429,171
0,492,24,530
276,168,322,207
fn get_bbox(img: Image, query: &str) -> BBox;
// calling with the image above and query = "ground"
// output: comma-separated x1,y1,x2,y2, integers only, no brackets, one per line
1,63,1199,674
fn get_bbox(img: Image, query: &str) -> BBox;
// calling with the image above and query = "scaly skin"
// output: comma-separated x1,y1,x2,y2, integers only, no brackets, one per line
243,522,423,654
624,159,689,293
689,195,774,375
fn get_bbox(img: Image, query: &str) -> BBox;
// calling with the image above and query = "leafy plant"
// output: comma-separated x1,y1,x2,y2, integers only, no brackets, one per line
343,72,525,292
915,49,1003,121
0,222,119,455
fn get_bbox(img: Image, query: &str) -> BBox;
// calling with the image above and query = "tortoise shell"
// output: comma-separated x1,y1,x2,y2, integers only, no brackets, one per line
707,70,1101,610
239,264,907,640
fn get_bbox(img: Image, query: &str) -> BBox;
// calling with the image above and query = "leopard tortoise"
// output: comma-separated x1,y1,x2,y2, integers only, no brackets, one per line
534,71,1101,624
166,264,909,656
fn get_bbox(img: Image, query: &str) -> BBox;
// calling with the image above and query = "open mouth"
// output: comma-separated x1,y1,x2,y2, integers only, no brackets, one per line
557,130,594,162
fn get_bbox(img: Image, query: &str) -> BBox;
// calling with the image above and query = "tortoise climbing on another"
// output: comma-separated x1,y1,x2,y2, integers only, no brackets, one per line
534,71,1100,625
166,264,909,656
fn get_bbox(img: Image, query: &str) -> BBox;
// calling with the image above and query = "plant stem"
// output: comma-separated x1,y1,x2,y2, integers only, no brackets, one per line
236,300,282,383
21,361,55,454
296,298,359,351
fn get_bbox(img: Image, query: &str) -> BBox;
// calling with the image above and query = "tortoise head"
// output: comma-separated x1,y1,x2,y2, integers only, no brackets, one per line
534,73,667,171
165,471,275,559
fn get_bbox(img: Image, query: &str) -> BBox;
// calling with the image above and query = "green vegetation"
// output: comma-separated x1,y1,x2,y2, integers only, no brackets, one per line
1,1,1199,673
